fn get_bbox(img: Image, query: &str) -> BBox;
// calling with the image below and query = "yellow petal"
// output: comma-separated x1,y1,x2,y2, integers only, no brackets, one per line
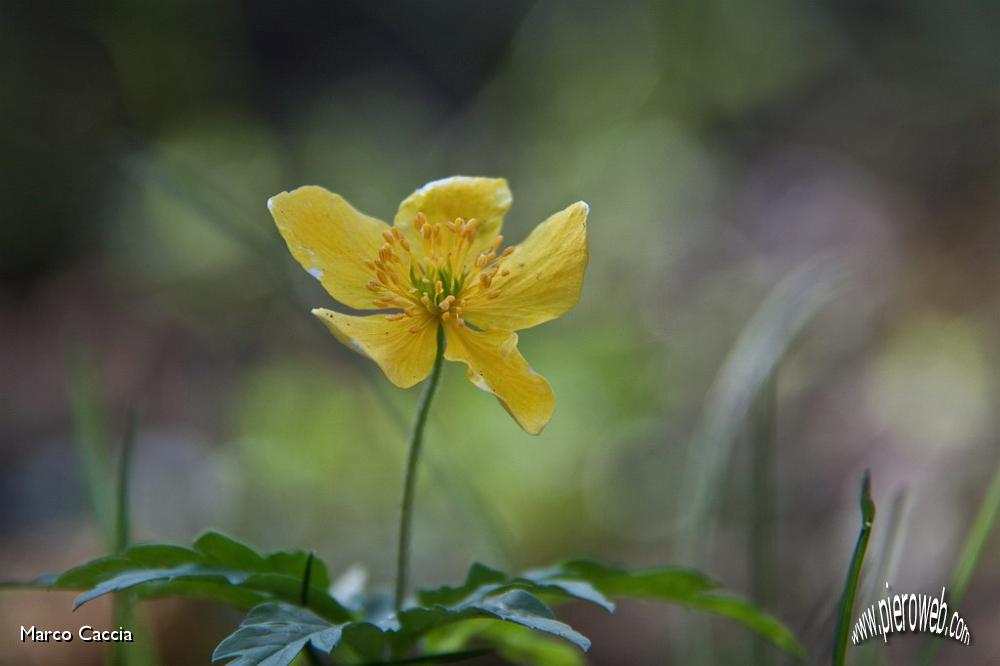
443,323,554,434
393,176,512,264
463,201,588,331
313,308,439,388
269,186,389,310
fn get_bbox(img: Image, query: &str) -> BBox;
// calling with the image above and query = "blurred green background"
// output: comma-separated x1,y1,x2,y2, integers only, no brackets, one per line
2,1,1000,664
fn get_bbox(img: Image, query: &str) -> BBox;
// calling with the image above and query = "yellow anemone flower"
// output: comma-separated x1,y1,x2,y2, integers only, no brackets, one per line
268,176,588,434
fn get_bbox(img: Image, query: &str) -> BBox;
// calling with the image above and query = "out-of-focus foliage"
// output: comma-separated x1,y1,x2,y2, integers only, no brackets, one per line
3,0,1000,663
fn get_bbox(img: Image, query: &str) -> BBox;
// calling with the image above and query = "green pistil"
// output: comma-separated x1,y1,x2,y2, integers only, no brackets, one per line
410,266,465,309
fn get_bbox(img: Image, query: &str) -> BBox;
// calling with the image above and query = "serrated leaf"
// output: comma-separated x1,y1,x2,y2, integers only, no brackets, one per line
194,531,268,568
517,577,615,613
681,592,805,659
71,563,227,609
53,532,349,623
533,559,805,659
212,603,347,665
418,562,614,613
393,590,590,653
133,579,269,609
57,545,197,587
214,590,590,666
418,563,507,607
533,559,718,599
266,551,332,592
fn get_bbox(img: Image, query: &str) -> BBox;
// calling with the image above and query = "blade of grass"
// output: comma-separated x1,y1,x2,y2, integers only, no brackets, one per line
860,488,908,666
67,348,115,544
680,256,849,559
112,409,138,666
68,353,159,666
114,410,138,553
111,409,160,666
919,458,1000,665
833,471,876,666
948,460,1000,605
678,257,846,664
749,375,777,666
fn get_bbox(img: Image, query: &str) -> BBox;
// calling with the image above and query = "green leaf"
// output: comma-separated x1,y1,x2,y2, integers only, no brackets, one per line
213,590,590,666
416,559,802,658
194,531,268,569
534,559,717,599
679,592,806,659
517,576,615,613
419,563,507,607
426,619,585,666
532,559,806,659
367,648,494,664
419,562,614,613
212,603,347,665
57,545,197,586
394,590,590,653
53,532,349,623
132,579,269,609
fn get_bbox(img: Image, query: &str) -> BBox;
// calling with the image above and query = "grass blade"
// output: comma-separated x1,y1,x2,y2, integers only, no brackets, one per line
112,412,135,666
111,410,160,666
680,256,848,557
860,488,909,666
67,353,159,666
948,460,1000,604
115,410,138,553
749,376,777,665
677,257,847,663
920,459,1000,665
833,471,876,666
67,348,115,544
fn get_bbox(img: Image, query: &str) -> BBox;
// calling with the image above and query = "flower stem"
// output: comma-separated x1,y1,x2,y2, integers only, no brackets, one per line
394,324,446,611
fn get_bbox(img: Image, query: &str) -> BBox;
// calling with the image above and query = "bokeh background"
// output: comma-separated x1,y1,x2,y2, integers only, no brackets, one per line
2,1,1000,664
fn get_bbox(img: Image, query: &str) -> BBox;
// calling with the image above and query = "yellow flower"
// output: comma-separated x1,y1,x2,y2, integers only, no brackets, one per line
268,176,588,434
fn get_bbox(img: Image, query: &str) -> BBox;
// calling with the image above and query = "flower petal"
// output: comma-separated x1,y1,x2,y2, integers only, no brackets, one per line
462,201,589,331
313,308,439,388
443,323,554,434
269,186,389,310
393,176,512,264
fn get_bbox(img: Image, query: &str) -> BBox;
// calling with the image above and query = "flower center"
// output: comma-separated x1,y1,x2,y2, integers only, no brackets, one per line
364,213,514,330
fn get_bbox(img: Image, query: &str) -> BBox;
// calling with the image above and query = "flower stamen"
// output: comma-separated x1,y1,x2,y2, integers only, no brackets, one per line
362,212,518,320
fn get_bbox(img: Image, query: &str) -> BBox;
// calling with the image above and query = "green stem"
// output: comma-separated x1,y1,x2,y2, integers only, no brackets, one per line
394,325,446,611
